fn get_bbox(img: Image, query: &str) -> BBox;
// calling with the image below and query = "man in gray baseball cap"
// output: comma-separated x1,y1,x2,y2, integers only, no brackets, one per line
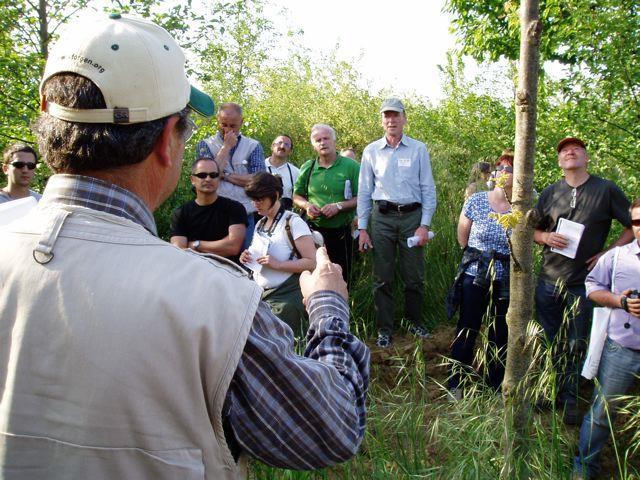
357,97,437,348
0,13,369,479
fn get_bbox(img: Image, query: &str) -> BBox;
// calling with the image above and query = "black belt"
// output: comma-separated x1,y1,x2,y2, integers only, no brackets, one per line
375,200,421,213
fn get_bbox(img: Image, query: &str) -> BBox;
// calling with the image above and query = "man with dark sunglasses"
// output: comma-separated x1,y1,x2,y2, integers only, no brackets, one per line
533,136,633,425
0,143,42,203
170,157,247,263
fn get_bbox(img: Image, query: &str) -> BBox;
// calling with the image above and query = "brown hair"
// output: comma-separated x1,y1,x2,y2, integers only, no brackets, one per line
631,198,640,211
3,143,37,165
245,171,283,205
496,154,514,167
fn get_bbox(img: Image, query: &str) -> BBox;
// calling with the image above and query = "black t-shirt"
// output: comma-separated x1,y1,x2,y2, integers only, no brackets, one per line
535,175,631,286
170,196,248,262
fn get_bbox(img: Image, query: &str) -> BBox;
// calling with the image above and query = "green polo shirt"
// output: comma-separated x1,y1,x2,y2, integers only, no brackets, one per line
294,155,360,229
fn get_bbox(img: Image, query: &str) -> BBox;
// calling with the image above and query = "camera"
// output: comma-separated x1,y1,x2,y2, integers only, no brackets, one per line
629,289,639,299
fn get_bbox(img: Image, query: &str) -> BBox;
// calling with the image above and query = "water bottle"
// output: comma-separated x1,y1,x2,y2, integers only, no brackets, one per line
344,179,352,199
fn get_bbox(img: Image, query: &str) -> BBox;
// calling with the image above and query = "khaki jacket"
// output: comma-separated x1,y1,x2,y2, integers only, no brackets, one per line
0,203,261,479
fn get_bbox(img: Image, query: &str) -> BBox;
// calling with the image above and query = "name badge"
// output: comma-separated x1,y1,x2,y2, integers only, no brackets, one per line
398,158,411,168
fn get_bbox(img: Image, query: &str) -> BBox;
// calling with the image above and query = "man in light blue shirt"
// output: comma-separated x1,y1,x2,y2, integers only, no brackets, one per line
357,98,437,347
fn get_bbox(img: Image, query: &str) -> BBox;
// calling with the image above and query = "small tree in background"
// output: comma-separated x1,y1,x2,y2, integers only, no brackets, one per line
501,1,541,477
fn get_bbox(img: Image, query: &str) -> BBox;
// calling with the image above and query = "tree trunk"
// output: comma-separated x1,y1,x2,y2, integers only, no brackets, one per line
38,0,48,59
501,0,541,478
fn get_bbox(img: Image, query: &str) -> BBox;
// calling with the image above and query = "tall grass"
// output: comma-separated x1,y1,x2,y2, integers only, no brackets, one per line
251,155,640,479
251,321,640,479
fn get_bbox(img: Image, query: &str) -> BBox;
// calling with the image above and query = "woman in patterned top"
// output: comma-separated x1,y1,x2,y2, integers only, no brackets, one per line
448,153,514,401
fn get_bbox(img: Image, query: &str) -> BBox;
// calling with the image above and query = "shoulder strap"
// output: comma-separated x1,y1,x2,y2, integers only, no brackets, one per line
285,215,302,259
611,247,621,292
287,163,294,188
304,159,316,197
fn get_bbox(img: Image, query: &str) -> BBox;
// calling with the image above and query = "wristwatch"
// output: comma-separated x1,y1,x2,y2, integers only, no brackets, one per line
192,240,200,251
335,202,344,211
621,295,629,312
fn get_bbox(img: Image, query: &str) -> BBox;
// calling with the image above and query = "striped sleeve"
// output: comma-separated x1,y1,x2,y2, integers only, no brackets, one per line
224,291,370,470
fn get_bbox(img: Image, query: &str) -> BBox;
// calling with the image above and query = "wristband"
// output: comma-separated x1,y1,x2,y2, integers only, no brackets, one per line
621,295,629,312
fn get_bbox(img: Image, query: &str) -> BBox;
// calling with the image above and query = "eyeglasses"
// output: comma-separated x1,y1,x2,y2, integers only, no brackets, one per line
631,218,640,227
495,165,513,173
10,161,37,170
183,117,197,143
272,140,292,148
192,171,220,179
570,188,577,209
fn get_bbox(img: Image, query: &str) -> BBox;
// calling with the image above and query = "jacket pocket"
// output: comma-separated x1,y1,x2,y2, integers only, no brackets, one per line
0,432,205,480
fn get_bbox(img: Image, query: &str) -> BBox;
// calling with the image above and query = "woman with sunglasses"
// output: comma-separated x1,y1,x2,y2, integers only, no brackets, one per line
240,172,317,337
446,153,514,401
0,143,42,204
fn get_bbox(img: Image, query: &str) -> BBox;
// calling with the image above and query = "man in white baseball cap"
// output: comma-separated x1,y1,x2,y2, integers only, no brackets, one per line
0,13,369,480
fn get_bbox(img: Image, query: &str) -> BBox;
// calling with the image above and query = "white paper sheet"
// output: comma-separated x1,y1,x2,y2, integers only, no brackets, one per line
551,217,584,259
0,196,37,225
243,234,269,273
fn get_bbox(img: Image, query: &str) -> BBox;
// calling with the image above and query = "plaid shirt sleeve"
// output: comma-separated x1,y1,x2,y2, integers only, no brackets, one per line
195,139,214,159
247,143,266,174
224,291,370,470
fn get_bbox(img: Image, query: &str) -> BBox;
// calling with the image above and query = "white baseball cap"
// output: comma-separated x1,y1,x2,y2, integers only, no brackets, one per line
40,13,214,124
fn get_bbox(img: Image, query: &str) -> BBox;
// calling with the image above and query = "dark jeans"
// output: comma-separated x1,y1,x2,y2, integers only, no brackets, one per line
242,212,257,251
535,279,593,405
449,274,509,390
314,224,353,283
574,338,640,478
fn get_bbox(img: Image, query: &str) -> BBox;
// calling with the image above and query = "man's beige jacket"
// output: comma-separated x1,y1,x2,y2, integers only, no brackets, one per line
0,203,261,479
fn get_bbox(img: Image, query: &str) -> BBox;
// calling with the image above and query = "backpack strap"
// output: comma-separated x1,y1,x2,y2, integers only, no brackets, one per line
285,215,302,260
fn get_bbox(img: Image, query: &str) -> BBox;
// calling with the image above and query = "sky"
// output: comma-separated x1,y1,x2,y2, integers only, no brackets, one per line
265,0,457,101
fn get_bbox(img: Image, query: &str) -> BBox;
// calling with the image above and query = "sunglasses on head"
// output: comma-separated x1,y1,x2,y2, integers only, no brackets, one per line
496,165,513,173
632,218,640,227
192,171,220,179
10,161,37,170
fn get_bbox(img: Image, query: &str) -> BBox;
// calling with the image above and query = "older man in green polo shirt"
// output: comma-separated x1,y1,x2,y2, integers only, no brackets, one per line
293,123,360,282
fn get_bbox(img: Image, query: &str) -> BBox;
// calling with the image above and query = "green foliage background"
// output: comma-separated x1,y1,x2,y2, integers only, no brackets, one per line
2,0,640,477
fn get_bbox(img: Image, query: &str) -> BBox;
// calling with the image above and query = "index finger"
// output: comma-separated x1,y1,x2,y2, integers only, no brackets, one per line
315,246,331,265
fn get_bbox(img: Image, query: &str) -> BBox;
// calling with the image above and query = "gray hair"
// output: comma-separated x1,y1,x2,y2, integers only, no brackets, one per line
310,123,337,142
217,102,243,117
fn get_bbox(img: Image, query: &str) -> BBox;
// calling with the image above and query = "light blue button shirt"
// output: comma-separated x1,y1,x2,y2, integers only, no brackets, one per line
357,134,437,229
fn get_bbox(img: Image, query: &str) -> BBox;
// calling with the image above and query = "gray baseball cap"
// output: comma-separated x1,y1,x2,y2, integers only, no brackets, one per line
380,98,405,113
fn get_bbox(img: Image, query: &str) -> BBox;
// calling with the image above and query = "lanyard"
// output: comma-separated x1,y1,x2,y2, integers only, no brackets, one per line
267,163,294,190
257,204,286,237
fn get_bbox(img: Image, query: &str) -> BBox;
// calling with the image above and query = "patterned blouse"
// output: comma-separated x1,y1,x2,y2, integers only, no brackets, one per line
463,191,511,280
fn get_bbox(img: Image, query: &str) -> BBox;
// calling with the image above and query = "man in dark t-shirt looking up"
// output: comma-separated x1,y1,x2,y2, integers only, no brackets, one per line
170,158,247,263
533,136,633,424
